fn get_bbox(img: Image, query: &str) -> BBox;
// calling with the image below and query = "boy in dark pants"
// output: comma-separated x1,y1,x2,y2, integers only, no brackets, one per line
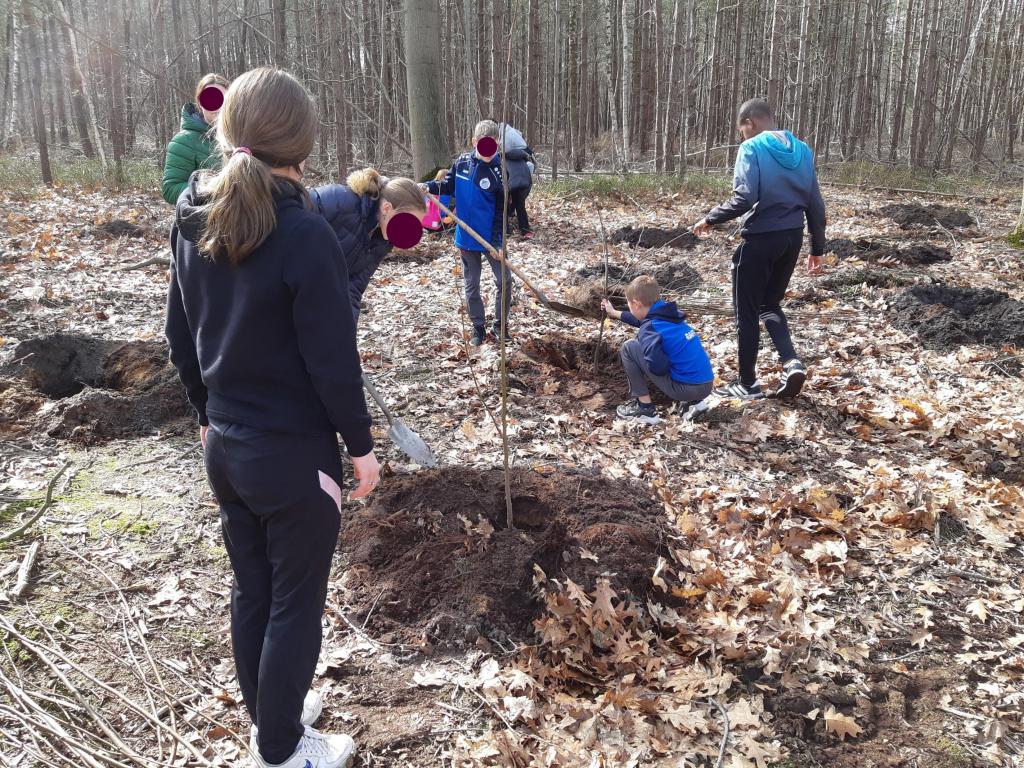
603,276,714,423
425,119,513,345
694,98,826,401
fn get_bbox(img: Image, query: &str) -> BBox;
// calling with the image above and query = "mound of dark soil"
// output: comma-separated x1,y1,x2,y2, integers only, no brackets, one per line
1,334,190,444
610,225,700,250
890,285,1024,350
93,219,150,239
340,466,675,650
569,260,702,316
825,238,950,265
879,203,974,230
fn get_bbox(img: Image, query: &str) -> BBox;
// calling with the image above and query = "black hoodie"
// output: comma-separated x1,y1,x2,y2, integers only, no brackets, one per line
165,174,373,457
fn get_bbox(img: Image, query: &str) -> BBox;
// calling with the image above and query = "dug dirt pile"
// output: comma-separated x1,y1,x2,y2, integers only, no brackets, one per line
339,466,675,650
890,285,1024,350
825,238,951,265
610,225,700,250
568,260,702,317
0,334,190,444
879,203,975,230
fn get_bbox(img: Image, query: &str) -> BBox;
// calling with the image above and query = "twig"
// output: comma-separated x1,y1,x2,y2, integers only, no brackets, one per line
0,462,71,543
706,697,730,768
116,256,170,271
11,540,41,600
498,82,515,531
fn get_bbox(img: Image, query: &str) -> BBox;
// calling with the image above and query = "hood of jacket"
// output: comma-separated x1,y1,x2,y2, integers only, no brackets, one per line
180,103,211,135
644,299,685,324
175,173,308,245
749,130,805,170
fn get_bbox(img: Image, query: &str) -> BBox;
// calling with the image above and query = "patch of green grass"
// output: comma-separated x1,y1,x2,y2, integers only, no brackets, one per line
93,511,160,537
540,171,731,201
935,737,972,768
0,155,160,193
1007,228,1024,248
822,160,999,196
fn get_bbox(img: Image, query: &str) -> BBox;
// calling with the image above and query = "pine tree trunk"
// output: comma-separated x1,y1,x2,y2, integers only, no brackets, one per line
273,0,287,66
603,0,623,170
57,1,103,163
22,2,51,185
620,0,632,165
526,0,541,142
2,6,21,148
404,0,451,179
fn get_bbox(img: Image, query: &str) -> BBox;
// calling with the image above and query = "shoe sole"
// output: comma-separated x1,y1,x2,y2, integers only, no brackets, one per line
616,414,660,425
776,370,806,399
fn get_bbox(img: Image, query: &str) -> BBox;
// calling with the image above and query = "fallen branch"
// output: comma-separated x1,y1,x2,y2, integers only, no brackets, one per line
593,205,611,370
117,256,170,272
0,462,71,543
707,696,730,768
11,540,41,600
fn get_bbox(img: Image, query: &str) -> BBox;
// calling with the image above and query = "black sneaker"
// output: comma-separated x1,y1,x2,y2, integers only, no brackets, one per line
615,399,659,424
470,326,486,346
713,381,765,400
776,359,807,398
489,325,513,343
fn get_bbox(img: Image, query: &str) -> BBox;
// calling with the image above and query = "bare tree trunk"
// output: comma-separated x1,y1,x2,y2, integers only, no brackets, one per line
57,0,105,167
526,0,540,141
620,0,633,166
273,0,287,66
22,1,51,185
2,5,21,148
405,0,451,178
603,0,623,170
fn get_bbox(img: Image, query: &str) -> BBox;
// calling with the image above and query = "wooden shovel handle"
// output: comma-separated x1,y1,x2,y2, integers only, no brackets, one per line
425,192,549,303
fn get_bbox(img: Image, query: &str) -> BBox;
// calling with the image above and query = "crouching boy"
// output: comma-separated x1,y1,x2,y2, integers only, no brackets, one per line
602,276,714,423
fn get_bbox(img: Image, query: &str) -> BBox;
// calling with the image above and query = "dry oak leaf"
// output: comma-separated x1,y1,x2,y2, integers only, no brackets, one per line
823,707,863,740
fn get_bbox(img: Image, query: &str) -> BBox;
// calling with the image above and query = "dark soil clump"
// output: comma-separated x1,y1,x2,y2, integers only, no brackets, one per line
879,203,975,230
93,219,150,239
568,260,701,316
890,285,1024,350
610,225,700,250
825,238,950,265
1,334,190,444
340,466,675,650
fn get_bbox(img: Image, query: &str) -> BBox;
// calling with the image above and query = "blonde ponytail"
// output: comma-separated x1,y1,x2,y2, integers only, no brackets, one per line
347,167,426,216
198,67,317,266
346,167,386,198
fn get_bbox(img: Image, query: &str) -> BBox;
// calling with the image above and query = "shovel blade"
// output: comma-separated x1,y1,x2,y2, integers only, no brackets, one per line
388,420,437,467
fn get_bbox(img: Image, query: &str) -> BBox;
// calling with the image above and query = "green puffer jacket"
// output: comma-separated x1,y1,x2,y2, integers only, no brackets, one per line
161,104,221,205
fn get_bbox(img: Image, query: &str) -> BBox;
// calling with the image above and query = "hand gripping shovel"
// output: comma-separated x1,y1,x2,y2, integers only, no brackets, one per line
425,193,589,318
362,373,437,467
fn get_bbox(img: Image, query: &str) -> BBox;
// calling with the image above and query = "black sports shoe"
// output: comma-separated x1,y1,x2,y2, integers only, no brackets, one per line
776,359,807,398
713,381,765,400
470,326,486,346
615,399,659,424
489,324,513,343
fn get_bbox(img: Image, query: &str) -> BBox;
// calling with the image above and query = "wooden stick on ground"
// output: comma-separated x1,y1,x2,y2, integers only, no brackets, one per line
11,540,41,600
0,462,71,543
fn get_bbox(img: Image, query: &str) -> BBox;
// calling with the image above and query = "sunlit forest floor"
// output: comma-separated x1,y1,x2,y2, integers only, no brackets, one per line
1,175,1022,767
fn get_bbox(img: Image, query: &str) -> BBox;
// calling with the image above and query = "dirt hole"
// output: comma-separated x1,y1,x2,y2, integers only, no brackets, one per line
0,334,190,444
610,225,700,250
890,285,1024,350
825,238,951,266
878,203,975,230
339,466,675,650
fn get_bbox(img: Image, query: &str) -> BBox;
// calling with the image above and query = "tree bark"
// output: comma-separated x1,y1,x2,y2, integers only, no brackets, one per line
22,1,51,185
404,0,451,179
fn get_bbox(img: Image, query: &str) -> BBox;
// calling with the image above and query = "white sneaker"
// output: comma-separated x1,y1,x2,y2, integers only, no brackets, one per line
251,726,355,768
300,689,323,727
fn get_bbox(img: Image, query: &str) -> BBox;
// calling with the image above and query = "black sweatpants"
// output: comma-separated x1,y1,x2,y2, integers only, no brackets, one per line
507,187,532,233
204,422,344,764
731,228,803,386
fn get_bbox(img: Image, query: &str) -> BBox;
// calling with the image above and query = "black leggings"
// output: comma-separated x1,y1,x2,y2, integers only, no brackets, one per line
507,187,532,233
731,229,803,386
205,422,343,764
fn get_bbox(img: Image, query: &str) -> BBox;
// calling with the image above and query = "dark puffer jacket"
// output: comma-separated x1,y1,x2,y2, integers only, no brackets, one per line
310,184,393,320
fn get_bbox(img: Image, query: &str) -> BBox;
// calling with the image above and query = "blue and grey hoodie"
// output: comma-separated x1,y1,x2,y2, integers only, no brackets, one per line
620,300,714,384
425,152,504,252
706,130,826,255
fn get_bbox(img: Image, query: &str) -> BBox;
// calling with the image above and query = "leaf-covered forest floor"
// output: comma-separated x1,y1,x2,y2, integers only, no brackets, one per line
0,179,1022,767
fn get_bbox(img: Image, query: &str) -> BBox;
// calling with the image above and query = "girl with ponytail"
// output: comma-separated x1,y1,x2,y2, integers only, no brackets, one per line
165,67,375,768
310,167,427,321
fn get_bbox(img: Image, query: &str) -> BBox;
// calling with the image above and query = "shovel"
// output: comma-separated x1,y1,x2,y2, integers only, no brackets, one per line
362,373,437,467
426,193,589,319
